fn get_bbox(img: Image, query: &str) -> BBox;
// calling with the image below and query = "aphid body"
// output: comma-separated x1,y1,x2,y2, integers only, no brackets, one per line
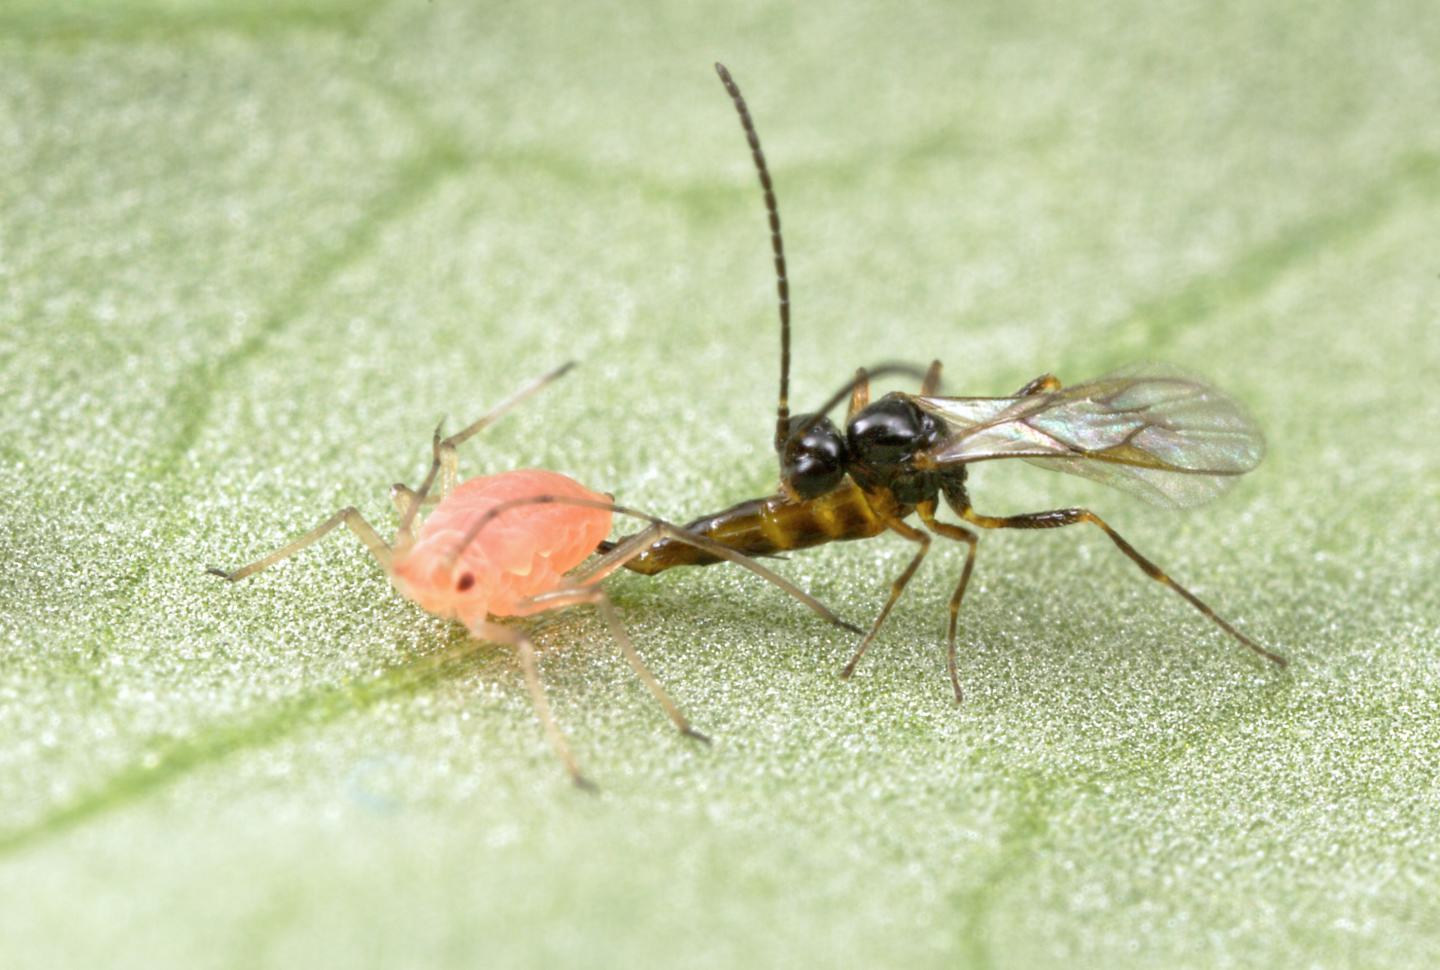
389,470,611,628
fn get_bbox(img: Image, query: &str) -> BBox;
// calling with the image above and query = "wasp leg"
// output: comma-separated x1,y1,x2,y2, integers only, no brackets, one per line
916,501,979,703
512,583,708,744
474,620,595,791
921,359,944,395
1013,373,1061,396
956,503,1286,667
847,367,871,421
841,514,931,680
206,507,392,581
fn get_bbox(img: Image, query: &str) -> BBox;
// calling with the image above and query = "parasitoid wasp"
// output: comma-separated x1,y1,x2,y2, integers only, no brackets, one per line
601,63,1287,701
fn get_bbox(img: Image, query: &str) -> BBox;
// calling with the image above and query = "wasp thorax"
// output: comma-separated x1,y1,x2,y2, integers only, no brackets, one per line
782,413,849,499
847,395,941,467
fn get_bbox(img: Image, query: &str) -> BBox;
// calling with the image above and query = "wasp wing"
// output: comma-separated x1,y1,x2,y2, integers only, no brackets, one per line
914,364,1264,509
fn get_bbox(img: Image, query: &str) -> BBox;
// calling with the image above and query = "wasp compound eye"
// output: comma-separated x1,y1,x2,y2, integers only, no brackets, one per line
782,413,848,499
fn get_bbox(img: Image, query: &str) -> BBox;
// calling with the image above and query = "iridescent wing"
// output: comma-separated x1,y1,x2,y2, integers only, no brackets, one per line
914,364,1265,509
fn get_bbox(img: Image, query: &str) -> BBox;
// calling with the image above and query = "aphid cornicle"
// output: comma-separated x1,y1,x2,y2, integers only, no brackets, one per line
208,364,859,787
601,63,1286,701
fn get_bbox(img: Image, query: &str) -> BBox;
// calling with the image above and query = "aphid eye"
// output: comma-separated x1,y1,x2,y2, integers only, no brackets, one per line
456,572,476,592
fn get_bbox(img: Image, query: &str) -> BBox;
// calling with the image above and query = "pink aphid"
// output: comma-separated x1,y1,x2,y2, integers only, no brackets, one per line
389,470,611,629
209,364,854,787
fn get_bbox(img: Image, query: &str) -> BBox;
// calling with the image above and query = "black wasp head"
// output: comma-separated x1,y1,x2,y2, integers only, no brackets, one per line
781,413,849,499
847,395,941,465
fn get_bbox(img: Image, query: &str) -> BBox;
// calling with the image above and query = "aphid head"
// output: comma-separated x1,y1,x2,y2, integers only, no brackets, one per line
781,413,849,499
386,546,493,631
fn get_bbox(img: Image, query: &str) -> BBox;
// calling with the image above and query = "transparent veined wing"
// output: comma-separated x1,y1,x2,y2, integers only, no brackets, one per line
914,363,1265,509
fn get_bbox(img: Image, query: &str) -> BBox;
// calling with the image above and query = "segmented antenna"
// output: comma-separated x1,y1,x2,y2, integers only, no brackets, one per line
714,62,791,455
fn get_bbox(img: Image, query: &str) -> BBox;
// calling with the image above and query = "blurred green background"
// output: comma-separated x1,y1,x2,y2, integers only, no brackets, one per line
3,1,1438,967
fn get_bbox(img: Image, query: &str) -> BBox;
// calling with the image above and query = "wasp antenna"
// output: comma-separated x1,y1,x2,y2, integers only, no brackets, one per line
714,62,792,457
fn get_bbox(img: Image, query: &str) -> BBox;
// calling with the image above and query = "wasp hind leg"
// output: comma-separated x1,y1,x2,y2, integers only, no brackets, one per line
955,501,1286,667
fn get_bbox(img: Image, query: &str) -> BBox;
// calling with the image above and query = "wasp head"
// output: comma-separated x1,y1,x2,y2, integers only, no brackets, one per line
781,413,849,499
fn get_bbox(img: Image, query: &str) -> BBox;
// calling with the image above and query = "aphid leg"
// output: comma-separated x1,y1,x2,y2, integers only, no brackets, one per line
439,361,576,490
567,510,866,726
395,362,576,541
460,496,870,751
438,434,461,500
475,620,595,790
389,482,438,519
206,507,392,581
847,367,870,421
916,501,979,703
841,515,931,680
514,584,709,744
920,359,944,395
493,500,863,637
957,504,1287,667
391,423,449,548
1014,373,1061,396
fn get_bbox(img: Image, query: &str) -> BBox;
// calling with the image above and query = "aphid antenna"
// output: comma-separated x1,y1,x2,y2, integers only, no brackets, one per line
715,62,792,457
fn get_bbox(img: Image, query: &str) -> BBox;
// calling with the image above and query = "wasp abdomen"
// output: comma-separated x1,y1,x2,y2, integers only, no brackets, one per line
614,479,893,574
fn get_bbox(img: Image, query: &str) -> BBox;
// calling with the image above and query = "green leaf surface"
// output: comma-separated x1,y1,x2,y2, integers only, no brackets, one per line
3,2,1438,967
